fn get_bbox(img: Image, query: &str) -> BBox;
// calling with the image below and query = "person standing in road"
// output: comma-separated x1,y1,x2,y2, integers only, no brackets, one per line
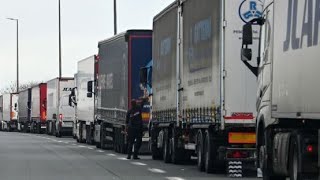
126,99,143,160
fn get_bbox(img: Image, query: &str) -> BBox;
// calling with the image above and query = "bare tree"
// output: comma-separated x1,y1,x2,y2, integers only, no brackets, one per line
0,81,41,94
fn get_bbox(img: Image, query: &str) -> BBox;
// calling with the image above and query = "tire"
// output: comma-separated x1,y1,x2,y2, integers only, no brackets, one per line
197,130,205,171
113,128,119,153
289,135,302,180
259,129,286,180
151,126,162,160
100,123,106,149
204,130,214,173
170,127,182,164
163,129,171,163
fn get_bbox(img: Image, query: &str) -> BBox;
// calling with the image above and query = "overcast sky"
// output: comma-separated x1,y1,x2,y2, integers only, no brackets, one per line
0,0,174,90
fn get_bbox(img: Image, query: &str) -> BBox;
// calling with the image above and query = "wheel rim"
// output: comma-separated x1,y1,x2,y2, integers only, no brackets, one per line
293,145,298,180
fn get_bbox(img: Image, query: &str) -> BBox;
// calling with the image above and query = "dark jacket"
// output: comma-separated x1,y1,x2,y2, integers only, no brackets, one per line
126,106,143,129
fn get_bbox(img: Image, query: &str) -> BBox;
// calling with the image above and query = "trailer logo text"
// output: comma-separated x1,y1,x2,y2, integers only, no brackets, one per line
239,0,263,23
63,88,72,91
283,0,320,52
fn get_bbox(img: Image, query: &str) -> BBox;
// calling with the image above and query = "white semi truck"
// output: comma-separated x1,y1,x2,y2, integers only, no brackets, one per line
46,77,75,137
70,56,95,144
241,0,319,179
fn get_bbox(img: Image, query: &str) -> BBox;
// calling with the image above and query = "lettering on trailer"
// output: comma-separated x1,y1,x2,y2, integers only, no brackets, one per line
62,88,72,91
283,0,320,52
239,0,263,23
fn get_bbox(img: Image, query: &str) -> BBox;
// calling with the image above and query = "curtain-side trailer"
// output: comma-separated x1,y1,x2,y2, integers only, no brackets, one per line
141,0,261,177
92,30,152,153
18,88,31,132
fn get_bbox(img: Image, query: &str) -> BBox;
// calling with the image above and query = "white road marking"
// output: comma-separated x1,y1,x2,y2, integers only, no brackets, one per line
72,144,77,146
97,150,105,153
78,145,86,148
87,147,94,150
58,141,63,143
63,142,68,144
166,177,186,180
131,162,147,166
148,168,166,174
107,153,116,157
117,157,128,161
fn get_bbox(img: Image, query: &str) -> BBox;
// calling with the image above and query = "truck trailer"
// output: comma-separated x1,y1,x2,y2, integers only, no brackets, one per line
71,56,95,144
1,93,19,131
140,0,261,176
91,30,152,153
18,88,32,132
46,78,75,137
30,83,47,133
241,0,320,179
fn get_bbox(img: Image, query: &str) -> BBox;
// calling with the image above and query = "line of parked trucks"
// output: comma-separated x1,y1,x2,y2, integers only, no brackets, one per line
0,0,319,179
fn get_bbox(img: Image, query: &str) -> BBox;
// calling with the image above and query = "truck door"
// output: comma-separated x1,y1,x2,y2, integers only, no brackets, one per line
257,2,274,126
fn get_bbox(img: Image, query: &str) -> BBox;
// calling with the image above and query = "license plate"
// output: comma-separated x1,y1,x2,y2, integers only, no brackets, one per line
228,132,256,144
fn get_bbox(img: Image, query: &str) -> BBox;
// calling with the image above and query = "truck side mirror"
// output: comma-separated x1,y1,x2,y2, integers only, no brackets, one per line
140,67,148,85
241,23,253,61
87,81,93,93
242,23,253,45
68,94,73,107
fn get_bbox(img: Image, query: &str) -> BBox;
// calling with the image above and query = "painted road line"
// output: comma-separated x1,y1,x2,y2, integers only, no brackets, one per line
78,145,86,148
97,150,105,153
87,147,94,150
131,162,147,166
117,157,129,161
148,168,166,174
166,177,186,180
107,153,116,157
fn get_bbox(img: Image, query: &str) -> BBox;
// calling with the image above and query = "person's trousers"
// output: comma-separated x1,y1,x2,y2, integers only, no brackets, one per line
127,127,143,157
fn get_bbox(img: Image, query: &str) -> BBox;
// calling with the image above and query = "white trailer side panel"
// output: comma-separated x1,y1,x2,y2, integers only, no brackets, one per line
77,56,94,123
272,0,320,119
181,0,220,112
152,3,178,112
47,78,58,121
2,94,10,122
31,86,40,119
223,0,261,123
18,89,29,122
59,79,75,123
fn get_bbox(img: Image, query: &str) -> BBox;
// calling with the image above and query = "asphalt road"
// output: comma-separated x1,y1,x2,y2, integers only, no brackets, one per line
0,131,259,180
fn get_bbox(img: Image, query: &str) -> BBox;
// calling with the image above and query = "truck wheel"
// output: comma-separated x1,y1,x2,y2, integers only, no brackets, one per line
170,127,182,164
204,130,215,173
197,130,205,171
259,129,286,180
150,125,162,160
163,129,171,163
113,128,119,153
289,135,302,180
100,123,106,149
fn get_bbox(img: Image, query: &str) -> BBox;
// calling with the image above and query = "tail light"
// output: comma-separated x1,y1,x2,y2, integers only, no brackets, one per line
227,151,249,159
306,145,314,153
